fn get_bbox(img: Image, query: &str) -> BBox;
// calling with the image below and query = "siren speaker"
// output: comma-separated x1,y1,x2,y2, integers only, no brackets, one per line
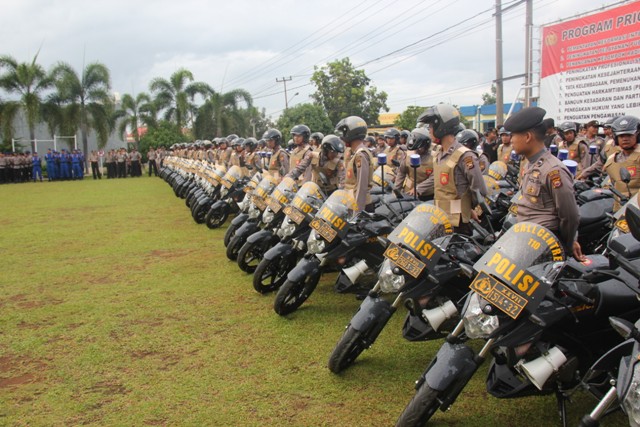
517,346,567,391
421,300,458,332
343,259,369,285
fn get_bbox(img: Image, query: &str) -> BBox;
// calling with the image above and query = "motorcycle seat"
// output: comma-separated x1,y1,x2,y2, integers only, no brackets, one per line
609,234,640,259
594,270,640,316
566,254,610,275
579,198,613,226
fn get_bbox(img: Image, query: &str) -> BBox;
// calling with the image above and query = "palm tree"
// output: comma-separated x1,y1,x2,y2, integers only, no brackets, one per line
113,92,154,147
0,53,53,152
149,69,210,131
51,61,113,160
205,89,253,137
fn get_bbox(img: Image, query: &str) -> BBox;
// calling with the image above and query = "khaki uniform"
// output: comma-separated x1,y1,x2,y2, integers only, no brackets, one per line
344,146,374,212
229,150,243,168
217,147,232,167
497,144,514,164
580,138,620,178
394,150,434,199
434,143,486,228
567,139,590,172
515,149,579,251
287,145,314,183
310,148,345,194
383,145,406,173
479,153,490,175
603,144,640,211
267,147,289,181
241,150,257,176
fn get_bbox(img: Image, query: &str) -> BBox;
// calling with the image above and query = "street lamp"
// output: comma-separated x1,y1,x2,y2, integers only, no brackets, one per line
286,92,299,109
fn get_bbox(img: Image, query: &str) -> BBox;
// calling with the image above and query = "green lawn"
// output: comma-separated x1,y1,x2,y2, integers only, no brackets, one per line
0,176,627,426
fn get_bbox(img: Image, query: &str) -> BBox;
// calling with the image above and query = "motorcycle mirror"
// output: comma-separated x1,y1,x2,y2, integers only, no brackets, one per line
626,204,640,242
610,316,635,339
377,235,390,248
459,263,475,278
620,167,632,184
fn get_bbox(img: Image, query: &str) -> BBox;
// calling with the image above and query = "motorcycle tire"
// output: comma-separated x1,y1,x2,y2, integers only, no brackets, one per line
237,240,264,274
328,325,372,374
205,206,229,230
253,253,296,294
273,271,321,316
192,202,207,224
223,222,241,247
395,384,441,427
226,235,244,261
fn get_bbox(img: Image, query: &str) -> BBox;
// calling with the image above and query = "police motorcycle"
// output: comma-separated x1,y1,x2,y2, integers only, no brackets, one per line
225,174,279,261
201,165,250,229
252,181,326,294
578,203,640,427
395,223,640,427
328,203,488,374
272,183,418,316
236,177,298,273
190,164,230,223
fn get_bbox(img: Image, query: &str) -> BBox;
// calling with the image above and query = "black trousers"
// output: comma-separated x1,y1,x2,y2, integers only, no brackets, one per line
117,162,126,178
148,160,157,176
91,161,102,179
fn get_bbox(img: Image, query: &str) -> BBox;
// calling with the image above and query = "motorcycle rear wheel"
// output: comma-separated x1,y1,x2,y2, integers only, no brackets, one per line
328,325,370,374
395,384,441,427
253,253,296,294
273,271,321,316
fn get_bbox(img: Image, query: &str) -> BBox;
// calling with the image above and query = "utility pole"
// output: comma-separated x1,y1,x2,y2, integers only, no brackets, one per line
524,0,533,107
495,0,504,127
276,76,293,109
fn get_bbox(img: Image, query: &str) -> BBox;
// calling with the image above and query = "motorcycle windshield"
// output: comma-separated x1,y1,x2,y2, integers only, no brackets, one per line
209,166,227,184
285,182,325,223
244,172,262,194
488,161,508,181
386,203,453,275
252,175,278,211
471,222,566,319
310,190,358,242
220,165,244,189
372,166,395,189
612,192,640,234
267,177,298,213
483,176,501,202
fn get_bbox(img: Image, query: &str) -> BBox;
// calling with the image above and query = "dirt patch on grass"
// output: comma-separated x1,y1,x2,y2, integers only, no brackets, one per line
17,320,51,330
88,380,129,396
0,354,47,389
148,249,195,259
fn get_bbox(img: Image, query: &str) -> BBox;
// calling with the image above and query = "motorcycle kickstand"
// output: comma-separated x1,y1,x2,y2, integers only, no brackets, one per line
556,390,570,427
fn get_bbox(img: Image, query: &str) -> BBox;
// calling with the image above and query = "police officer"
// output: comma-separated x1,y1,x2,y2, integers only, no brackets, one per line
263,128,289,180
496,127,514,164
32,152,43,182
585,120,605,151
45,149,55,181
335,116,374,212
458,129,490,175
217,137,232,167
310,132,324,150
89,150,102,179
312,135,346,194
229,138,245,168
559,121,590,172
383,128,406,174
504,106,584,259
419,104,487,235
602,115,640,211
240,138,259,174
400,130,410,148
543,118,562,148
116,148,127,178
286,124,314,183
147,147,158,176
394,128,434,200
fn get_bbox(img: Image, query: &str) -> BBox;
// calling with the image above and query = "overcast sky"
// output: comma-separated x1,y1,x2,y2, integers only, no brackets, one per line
0,0,628,123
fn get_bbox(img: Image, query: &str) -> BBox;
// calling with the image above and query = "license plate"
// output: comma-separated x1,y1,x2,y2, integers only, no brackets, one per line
283,205,305,224
383,243,426,279
310,218,337,242
469,271,527,319
267,197,282,213
615,219,629,233
253,196,267,211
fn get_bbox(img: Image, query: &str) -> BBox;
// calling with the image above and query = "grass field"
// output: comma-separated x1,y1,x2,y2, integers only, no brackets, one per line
0,175,627,426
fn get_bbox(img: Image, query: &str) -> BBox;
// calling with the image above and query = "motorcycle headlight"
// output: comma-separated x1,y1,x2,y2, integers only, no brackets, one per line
292,238,306,252
623,363,640,426
307,231,326,254
262,209,275,225
280,219,297,238
248,203,260,219
463,293,499,339
378,259,405,293
220,187,228,198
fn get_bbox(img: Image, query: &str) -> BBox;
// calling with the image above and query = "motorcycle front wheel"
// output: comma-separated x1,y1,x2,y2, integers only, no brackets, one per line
237,240,266,273
273,270,321,316
205,205,229,229
328,325,372,374
253,253,296,294
226,235,244,261
223,220,240,247
395,384,441,427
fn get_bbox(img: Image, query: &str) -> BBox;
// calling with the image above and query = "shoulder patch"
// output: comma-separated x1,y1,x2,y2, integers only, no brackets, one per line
464,156,474,170
549,169,562,189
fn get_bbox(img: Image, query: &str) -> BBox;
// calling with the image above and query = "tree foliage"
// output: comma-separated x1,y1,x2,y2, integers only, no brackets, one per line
310,58,389,127
138,120,184,153
275,103,333,140
113,92,154,145
482,84,497,106
193,89,252,139
149,69,210,130
394,106,426,131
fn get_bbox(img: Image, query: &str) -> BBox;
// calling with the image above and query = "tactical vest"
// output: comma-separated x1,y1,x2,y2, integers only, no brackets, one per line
229,151,242,167
242,151,256,176
402,151,433,193
311,150,341,193
497,144,512,164
434,146,473,227
384,145,402,172
290,145,312,182
344,147,374,205
567,140,586,166
603,140,620,159
268,148,289,181
604,146,640,211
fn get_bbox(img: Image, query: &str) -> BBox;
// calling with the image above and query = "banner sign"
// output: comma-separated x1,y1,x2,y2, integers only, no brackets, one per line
539,1,640,122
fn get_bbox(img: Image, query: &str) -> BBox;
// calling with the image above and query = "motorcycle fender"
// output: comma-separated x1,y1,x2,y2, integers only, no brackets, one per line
235,222,260,239
424,342,477,392
211,199,228,211
349,296,394,331
246,229,273,244
588,339,635,373
231,213,248,226
264,242,294,261
287,257,321,282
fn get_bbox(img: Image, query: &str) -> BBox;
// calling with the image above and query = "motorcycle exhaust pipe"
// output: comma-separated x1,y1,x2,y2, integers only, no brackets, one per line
516,346,567,391
343,259,369,285
421,300,458,332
